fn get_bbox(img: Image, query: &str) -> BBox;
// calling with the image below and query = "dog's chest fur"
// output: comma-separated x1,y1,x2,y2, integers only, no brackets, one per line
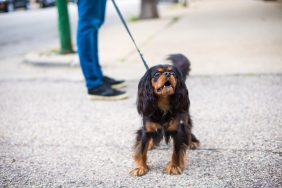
157,97,170,112
153,97,175,125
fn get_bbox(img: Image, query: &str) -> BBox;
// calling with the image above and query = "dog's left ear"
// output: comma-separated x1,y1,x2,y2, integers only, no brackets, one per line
171,69,190,112
137,70,156,116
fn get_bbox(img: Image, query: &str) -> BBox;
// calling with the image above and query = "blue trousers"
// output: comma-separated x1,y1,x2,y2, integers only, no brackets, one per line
77,0,107,89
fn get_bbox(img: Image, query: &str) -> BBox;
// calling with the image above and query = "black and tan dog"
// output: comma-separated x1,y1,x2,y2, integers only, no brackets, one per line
130,54,200,176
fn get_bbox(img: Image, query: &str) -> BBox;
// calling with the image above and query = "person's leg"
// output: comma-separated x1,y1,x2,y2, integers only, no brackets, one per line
77,0,107,89
77,0,127,100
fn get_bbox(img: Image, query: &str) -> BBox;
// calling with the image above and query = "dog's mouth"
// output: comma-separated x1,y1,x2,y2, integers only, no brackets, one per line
164,80,172,87
157,80,172,93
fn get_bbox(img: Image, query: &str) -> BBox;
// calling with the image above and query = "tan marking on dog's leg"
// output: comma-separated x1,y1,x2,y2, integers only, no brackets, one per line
166,119,178,132
148,138,155,150
145,122,161,132
164,141,188,175
190,133,200,150
130,139,150,176
190,141,200,149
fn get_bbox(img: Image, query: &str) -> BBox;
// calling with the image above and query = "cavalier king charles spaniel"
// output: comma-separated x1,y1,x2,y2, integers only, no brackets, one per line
130,54,200,176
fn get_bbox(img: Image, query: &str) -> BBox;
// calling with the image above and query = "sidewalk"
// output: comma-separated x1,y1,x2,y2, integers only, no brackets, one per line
1,0,282,187
24,0,282,80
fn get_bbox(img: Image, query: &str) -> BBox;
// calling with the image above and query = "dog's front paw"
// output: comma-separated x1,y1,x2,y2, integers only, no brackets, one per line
130,166,149,176
163,162,183,175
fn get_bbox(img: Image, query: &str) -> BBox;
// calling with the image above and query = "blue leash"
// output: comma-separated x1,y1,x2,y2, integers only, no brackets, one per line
111,0,150,70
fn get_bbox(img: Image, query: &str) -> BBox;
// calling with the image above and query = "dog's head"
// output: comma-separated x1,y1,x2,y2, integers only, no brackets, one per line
151,65,177,97
137,64,189,116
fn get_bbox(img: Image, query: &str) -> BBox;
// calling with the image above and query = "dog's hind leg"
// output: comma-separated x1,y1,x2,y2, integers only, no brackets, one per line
148,128,163,150
147,138,154,150
190,133,200,150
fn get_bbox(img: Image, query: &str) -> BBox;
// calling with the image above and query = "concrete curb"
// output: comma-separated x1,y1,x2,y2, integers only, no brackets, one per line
23,51,80,67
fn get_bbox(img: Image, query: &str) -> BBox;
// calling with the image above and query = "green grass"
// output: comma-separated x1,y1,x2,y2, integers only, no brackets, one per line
129,16,139,23
169,3,188,10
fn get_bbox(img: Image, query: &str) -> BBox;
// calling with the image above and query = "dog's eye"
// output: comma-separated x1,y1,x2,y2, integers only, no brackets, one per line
154,72,161,77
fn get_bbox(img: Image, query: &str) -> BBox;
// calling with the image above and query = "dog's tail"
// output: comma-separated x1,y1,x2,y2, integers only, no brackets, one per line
167,54,191,80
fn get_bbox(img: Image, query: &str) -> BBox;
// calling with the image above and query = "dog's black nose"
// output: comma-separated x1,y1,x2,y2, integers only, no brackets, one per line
164,72,171,76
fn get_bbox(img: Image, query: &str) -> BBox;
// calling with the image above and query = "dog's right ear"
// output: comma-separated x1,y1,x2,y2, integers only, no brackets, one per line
137,70,156,116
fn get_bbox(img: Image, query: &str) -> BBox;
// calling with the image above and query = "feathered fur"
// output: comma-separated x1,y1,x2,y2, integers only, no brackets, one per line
130,54,200,176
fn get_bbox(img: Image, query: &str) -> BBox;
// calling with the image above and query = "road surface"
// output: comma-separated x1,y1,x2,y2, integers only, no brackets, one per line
0,0,139,59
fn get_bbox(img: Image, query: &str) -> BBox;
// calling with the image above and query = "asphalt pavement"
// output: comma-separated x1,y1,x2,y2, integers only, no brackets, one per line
0,75,281,187
0,0,139,59
0,0,282,187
